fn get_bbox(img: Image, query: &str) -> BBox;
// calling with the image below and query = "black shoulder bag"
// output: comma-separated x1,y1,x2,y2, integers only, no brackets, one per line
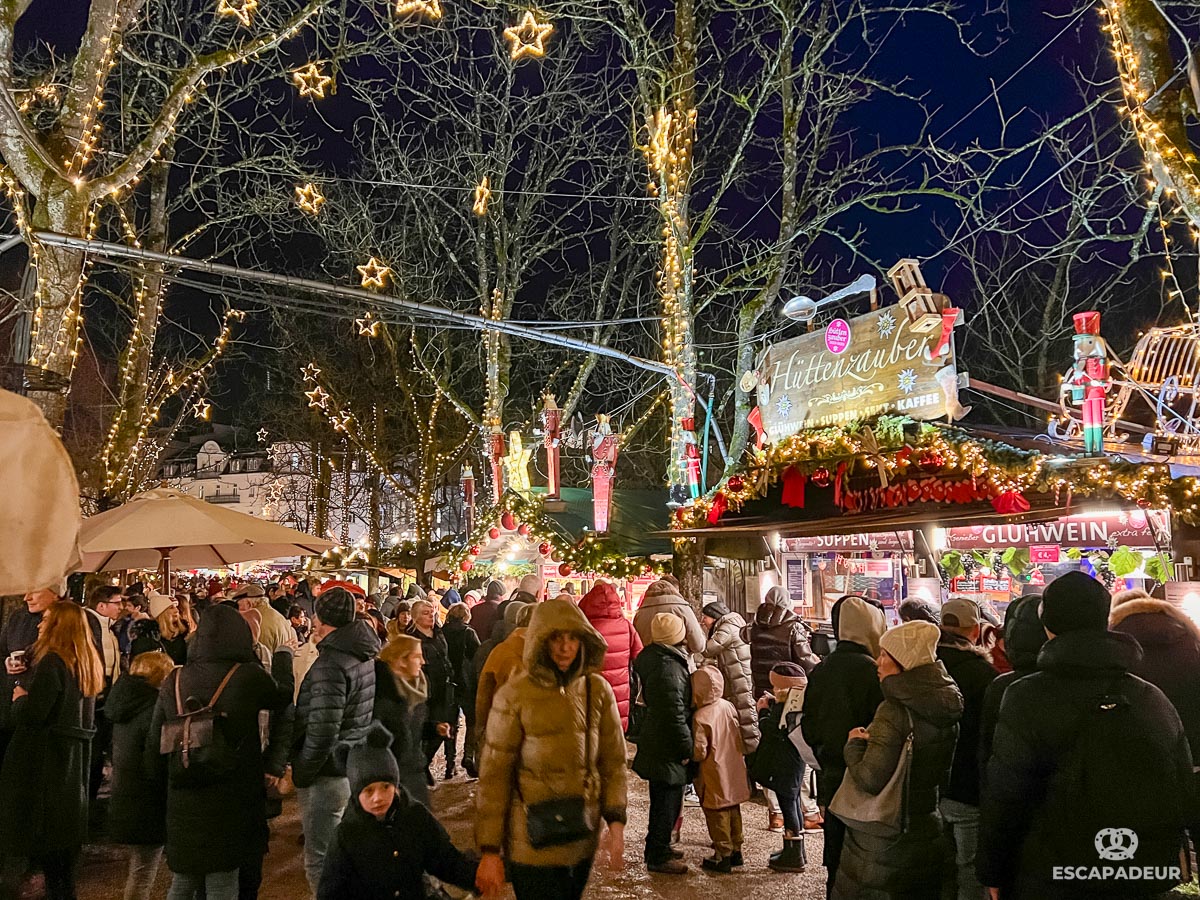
525,675,598,849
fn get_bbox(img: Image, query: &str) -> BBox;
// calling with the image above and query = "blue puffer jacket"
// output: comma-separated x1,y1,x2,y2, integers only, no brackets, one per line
293,619,379,787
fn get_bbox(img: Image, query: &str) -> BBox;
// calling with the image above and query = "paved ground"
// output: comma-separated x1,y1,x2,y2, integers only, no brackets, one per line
77,766,829,899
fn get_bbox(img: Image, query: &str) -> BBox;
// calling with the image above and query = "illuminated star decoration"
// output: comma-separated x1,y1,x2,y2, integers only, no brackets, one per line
503,11,554,61
357,257,392,290
295,183,326,216
305,386,331,410
394,0,443,19
192,397,212,421
473,176,492,216
257,428,269,443
332,412,354,433
356,311,382,337
301,362,322,382
292,63,334,100
217,0,258,27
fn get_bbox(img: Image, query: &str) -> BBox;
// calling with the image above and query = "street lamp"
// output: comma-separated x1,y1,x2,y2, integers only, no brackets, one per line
782,273,876,322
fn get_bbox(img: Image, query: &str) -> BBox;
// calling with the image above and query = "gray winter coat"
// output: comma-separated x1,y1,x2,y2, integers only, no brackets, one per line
700,613,759,753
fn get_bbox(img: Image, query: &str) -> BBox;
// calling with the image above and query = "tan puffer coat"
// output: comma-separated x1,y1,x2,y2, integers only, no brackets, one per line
476,600,629,867
700,611,760,752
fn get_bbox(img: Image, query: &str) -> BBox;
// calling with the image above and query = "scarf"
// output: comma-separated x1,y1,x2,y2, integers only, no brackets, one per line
393,670,428,707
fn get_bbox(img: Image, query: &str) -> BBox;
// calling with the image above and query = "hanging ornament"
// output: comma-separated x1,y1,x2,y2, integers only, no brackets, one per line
294,183,325,216
558,562,572,577
356,311,382,337
503,10,554,60
256,428,269,444
460,559,474,572
918,451,945,472
305,386,330,410
488,526,501,540
500,511,517,531
300,362,322,382
468,545,481,556
473,176,492,215
356,257,392,290
291,62,334,100
810,466,832,488
538,541,553,556
217,0,257,27
192,397,212,421
517,523,532,537
726,475,744,493
394,0,442,18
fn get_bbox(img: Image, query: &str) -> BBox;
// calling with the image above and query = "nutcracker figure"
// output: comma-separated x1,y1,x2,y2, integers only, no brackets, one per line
1059,311,1111,456
503,431,534,496
681,417,702,499
488,424,506,501
542,394,563,498
591,414,619,532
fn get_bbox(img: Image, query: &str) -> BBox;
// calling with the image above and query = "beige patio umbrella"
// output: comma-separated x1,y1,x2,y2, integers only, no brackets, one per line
78,487,334,579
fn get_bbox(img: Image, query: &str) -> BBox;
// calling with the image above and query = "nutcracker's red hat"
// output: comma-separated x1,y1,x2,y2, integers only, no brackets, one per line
1073,311,1101,336
680,417,696,432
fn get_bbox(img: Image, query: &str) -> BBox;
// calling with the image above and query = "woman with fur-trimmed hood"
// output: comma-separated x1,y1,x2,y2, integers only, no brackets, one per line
475,599,628,900
1110,588,1200,755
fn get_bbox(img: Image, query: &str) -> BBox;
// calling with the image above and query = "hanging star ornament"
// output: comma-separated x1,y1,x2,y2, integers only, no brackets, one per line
357,257,392,290
292,63,334,100
473,176,492,216
300,362,322,382
356,311,382,337
295,183,326,216
257,428,269,443
331,413,354,433
217,0,258,27
305,386,331,410
504,11,554,61
192,397,212,421
394,0,443,19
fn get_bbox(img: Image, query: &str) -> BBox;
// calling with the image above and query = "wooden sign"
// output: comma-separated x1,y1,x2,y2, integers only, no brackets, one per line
757,304,962,441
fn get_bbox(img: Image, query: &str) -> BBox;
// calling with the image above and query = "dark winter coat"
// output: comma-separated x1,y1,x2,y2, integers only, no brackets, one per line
0,603,44,730
800,639,884,804
371,660,430,806
469,599,501,643
1110,597,1200,758
146,604,287,875
263,647,296,821
750,698,804,796
936,632,996,807
317,791,477,900
632,642,693,786
744,602,820,696
106,673,166,845
407,623,453,727
978,630,1195,899
293,619,379,788
579,581,642,730
442,618,481,718
700,611,759,752
161,633,188,666
979,595,1045,770
0,651,96,855
833,662,964,900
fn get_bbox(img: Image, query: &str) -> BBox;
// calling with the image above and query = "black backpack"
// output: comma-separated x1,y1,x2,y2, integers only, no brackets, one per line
159,664,242,787
1037,678,1187,890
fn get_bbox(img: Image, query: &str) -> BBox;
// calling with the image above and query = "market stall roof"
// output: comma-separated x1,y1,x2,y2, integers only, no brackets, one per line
533,487,672,556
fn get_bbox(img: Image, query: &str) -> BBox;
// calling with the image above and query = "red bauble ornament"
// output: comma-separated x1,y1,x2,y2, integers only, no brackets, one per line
811,467,832,488
517,523,532,537
726,475,744,493
538,541,553,556
500,512,517,531
488,526,501,540
468,545,480,556
558,563,572,577
459,560,474,572
919,452,945,472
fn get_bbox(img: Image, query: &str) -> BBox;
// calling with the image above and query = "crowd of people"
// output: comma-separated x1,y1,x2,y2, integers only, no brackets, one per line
0,568,1196,900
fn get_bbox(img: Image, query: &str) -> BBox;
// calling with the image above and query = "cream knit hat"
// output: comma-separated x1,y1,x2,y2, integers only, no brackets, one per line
651,612,686,646
879,620,939,671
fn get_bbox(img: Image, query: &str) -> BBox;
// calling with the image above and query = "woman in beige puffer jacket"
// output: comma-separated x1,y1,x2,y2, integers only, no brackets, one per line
476,599,628,900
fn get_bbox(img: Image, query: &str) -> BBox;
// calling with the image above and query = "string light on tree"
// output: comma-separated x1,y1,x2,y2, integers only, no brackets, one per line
503,11,554,61
294,182,326,216
356,311,382,337
217,0,258,26
473,176,492,216
356,257,392,290
394,0,443,19
292,62,334,100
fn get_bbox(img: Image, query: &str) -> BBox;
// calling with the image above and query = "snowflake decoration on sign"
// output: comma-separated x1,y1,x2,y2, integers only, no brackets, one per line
776,394,793,418
877,311,896,339
898,368,918,394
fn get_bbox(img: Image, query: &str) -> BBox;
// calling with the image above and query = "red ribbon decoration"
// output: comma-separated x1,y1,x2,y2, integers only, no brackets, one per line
707,492,728,525
781,467,807,508
833,461,848,507
991,490,1031,515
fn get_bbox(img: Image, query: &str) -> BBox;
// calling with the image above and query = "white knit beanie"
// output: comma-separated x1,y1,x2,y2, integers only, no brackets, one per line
879,620,939,671
651,612,686,646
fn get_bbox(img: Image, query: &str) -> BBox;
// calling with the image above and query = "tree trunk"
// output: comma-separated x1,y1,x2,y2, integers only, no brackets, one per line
672,536,705,612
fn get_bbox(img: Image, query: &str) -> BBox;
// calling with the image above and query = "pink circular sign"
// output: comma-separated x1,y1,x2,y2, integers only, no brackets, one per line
825,318,851,354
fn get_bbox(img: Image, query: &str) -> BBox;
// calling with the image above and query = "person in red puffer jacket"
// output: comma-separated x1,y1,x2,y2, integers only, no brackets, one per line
580,582,643,730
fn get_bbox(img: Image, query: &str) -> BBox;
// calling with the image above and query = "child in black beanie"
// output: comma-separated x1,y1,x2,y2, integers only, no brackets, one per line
317,722,479,899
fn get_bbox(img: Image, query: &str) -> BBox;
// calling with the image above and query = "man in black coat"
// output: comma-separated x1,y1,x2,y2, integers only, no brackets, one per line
800,595,886,899
744,587,821,697
935,597,997,900
293,588,380,893
468,580,504,642
979,572,1196,899
978,596,1045,775
632,613,693,875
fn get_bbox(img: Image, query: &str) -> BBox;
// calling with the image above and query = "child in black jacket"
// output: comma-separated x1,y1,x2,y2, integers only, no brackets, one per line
317,723,478,900
750,662,811,873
